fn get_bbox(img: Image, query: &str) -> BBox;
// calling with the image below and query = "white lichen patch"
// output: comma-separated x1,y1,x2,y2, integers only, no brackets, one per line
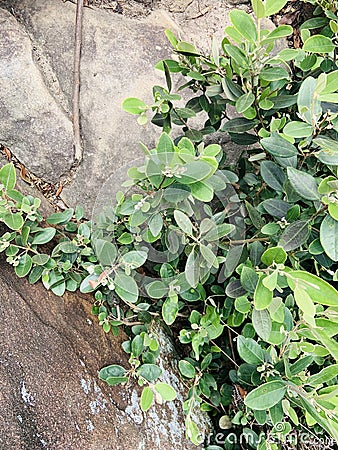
80,378,91,395
20,381,35,406
125,390,143,425
86,419,94,431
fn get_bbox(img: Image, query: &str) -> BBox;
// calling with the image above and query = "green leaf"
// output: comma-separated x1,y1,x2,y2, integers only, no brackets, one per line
261,133,298,158
222,118,256,133
320,215,338,262
289,355,314,376
94,239,117,267
122,97,147,114
15,254,32,278
320,70,338,94
283,121,313,138
240,266,258,293
252,308,272,341
244,381,286,410
252,0,265,18
179,161,212,185
254,276,273,310
236,93,255,114
157,132,174,153
146,280,168,299
137,364,162,382
0,163,16,190
47,208,74,225
185,249,199,288
294,287,316,325
140,386,154,412
260,161,286,192
235,296,251,314
154,382,177,401
121,250,148,269
174,210,193,235
132,335,144,357
229,10,257,42
237,336,265,365
287,270,338,306
148,213,163,237
115,272,139,303
3,213,24,230
298,76,321,126
265,0,288,16
279,221,310,251
190,181,214,202
264,25,293,41
303,35,335,53
162,294,179,325
31,254,50,265
287,167,319,201
29,265,44,284
179,360,196,379
31,228,56,245
307,365,338,386
261,246,287,266
260,67,289,82
99,364,127,380
80,273,99,293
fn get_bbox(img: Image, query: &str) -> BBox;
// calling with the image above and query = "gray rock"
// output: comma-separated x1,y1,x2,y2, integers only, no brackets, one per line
0,247,209,449
11,0,176,213
0,8,74,183
0,0,286,215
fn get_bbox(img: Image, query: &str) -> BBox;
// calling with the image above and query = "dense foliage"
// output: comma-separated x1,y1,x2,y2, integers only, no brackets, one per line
1,0,338,448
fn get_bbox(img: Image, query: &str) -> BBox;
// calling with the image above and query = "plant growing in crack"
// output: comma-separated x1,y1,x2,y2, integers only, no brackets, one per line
1,0,338,448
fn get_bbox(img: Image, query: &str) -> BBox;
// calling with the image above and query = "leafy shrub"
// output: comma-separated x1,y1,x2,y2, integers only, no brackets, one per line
1,0,338,448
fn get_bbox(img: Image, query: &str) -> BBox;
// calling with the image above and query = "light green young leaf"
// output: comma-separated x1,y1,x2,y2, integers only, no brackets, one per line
122,97,147,115
261,246,287,266
174,210,193,235
0,163,16,190
254,276,273,310
287,270,338,306
229,10,257,42
140,386,154,412
264,0,288,16
154,382,177,401
294,286,316,326
251,0,265,18
3,213,24,231
320,215,338,262
303,35,335,54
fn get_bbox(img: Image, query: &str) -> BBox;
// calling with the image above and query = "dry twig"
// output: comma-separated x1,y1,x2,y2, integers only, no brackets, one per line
73,0,84,162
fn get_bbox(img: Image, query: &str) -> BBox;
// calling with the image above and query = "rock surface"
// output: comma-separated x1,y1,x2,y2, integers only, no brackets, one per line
0,250,209,449
0,0,268,214
0,8,74,183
